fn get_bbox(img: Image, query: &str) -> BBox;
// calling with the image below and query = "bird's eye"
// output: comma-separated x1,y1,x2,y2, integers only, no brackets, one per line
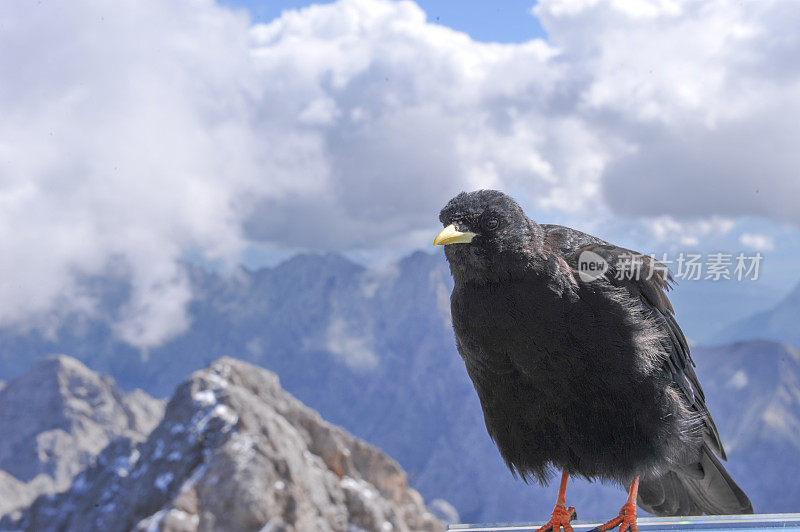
485,218,499,231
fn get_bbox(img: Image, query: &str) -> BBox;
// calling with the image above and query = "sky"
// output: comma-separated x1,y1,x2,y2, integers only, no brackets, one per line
219,0,548,42
1,0,799,348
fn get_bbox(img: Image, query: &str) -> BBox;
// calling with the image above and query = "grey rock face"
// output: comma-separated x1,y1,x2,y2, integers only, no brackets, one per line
0,355,163,517
3,358,444,532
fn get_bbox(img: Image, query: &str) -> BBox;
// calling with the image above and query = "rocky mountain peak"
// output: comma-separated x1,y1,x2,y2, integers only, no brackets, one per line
0,355,164,516
4,357,445,532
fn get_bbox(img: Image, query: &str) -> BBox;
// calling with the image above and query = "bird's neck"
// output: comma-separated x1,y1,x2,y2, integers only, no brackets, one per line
450,249,536,286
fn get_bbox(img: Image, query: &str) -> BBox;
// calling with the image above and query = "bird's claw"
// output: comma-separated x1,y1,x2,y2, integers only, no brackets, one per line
535,504,577,532
589,502,637,532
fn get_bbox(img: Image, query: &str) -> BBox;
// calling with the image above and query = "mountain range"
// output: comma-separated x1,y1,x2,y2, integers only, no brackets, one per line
0,251,797,523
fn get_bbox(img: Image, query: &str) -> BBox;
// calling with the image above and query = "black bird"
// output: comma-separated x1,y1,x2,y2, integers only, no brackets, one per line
434,190,752,532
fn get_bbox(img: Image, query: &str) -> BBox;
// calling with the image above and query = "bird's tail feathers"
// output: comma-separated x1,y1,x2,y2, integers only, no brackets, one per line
638,445,753,516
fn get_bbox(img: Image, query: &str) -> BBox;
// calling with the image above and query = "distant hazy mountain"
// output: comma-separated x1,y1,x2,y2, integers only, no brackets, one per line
0,356,163,517
3,358,444,532
691,341,800,511
0,253,797,522
711,282,800,348
668,278,785,344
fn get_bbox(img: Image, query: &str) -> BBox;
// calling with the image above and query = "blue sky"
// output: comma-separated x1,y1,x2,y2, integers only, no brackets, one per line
221,0,548,42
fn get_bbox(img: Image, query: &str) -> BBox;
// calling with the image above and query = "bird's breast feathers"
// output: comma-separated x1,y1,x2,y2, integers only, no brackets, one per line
450,273,656,386
451,276,574,361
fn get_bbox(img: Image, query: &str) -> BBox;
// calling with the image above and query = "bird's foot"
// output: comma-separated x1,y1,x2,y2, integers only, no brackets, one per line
534,504,577,532
589,501,637,532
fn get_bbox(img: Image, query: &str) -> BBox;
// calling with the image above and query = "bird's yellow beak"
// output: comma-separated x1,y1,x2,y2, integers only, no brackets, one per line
433,224,477,246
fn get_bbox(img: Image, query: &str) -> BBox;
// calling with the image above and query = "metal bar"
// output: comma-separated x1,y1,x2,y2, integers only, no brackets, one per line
449,514,800,532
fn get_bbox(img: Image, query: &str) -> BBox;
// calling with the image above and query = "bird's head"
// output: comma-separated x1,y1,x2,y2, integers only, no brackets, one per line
435,190,542,282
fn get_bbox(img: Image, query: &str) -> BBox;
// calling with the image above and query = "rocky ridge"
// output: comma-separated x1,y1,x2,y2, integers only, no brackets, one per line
2,357,445,532
0,355,163,517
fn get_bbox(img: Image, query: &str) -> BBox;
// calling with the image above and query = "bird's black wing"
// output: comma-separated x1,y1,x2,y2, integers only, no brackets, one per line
556,231,753,515
540,223,609,253
543,225,726,460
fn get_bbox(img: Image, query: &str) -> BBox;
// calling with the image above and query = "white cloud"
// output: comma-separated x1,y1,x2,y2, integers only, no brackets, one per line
739,232,775,251
0,0,258,346
324,316,378,370
649,216,735,248
241,0,582,249
535,0,800,222
1,0,799,347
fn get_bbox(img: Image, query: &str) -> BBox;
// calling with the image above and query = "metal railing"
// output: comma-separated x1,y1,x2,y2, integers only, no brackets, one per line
449,514,800,532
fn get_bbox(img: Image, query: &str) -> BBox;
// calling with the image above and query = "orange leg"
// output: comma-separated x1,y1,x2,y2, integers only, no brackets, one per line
591,477,639,532
535,471,578,532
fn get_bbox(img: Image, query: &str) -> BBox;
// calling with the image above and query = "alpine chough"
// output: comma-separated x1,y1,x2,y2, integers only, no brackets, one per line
434,190,752,532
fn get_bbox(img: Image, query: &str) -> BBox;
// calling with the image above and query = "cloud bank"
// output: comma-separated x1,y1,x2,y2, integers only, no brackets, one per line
1,0,798,347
